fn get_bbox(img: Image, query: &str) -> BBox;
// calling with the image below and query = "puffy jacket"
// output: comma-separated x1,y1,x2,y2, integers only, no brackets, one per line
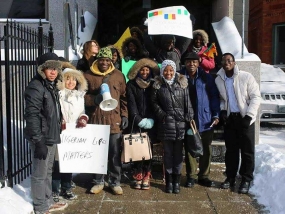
179,67,220,132
151,73,194,141
24,60,62,145
215,64,261,124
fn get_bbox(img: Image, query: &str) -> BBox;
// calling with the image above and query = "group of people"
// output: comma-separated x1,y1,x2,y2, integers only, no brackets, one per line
24,26,261,213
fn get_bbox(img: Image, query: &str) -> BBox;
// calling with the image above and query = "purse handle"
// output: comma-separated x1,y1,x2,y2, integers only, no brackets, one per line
130,115,142,138
190,119,201,139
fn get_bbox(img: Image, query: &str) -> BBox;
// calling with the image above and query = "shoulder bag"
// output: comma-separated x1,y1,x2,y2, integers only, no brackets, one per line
185,119,203,158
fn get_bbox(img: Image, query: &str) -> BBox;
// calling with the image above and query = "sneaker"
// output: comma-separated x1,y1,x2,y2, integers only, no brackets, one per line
71,180,76,188
52,192,59,203
110,185,123,195
60,190,77,200
48,202,68,212
133,172,143,190
90,184,104,194
141,171,151,190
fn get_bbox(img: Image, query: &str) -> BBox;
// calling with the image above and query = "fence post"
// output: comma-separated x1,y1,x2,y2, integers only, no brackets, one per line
38,19,43,57
48,24,54,52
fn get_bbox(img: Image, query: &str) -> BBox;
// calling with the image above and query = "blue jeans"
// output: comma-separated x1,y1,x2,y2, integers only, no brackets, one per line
29,142,56,213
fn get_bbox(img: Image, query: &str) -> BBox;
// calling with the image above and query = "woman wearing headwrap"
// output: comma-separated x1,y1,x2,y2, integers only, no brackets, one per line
126,58,159,190
151,60,194,194
186,29,215,73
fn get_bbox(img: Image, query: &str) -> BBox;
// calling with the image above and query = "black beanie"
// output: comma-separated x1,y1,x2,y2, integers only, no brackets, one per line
37,52,59,66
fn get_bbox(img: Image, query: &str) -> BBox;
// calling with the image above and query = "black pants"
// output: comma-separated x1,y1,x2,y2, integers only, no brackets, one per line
52,161,72,193
162,139,184,174
93,133,122,186
224,113,255,182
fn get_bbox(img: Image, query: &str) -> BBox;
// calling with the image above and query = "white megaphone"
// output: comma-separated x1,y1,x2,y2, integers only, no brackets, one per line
99,83,118,111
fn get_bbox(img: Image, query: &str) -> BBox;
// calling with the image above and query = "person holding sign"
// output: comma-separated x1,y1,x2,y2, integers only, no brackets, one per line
151,60,194,194
84,47,128,195
126,58,160,190
52,66,88,202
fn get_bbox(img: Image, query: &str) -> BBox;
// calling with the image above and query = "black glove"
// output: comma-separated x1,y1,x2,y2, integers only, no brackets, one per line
219,110,228,125
34,139,48,160
94,94,103,105
242,115,252,129
121,116,128,130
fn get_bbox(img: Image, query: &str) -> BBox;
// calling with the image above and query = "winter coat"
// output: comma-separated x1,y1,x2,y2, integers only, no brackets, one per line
151,73,194,141
76,55,96,72
84,61,128,134
24,60,62,145
215,64,261,124
126,58,160,142
143,33,191,70
57,69,88,123
179,67,220,132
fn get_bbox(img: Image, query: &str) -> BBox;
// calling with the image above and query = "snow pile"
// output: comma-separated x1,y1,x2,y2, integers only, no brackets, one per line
251,144,285,214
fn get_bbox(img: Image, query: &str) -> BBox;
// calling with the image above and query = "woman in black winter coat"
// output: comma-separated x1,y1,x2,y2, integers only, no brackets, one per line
126,58,159,190
151,59,194,194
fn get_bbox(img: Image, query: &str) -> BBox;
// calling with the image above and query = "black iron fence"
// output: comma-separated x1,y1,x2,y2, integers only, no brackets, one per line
0,20,54,187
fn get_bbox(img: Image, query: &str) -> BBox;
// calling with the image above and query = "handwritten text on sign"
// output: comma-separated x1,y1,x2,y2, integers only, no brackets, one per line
58,123,110,174
147,6,192,39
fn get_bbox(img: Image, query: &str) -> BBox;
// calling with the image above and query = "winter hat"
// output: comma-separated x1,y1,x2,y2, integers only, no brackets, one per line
37,52,60,66
96,47,112,60
160,59,176,76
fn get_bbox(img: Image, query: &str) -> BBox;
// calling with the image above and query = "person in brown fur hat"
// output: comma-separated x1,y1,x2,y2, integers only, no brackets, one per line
126,58,159,190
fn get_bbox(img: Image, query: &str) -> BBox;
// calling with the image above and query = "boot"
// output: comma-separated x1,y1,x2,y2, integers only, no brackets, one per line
173,174,181,194
165,173,173,193
141,171,151,190
132,171,143,189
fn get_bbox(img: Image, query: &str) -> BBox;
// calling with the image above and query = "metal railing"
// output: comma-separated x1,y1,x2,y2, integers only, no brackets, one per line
0,20,54,187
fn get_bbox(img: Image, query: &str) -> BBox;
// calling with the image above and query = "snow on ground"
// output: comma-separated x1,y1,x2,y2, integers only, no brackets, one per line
0,131,284,214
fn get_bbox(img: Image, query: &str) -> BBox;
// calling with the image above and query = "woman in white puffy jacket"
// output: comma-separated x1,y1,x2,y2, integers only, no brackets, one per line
52,67,88,201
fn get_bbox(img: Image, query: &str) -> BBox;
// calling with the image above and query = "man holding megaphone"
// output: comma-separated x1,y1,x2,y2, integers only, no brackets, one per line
84,47,128,195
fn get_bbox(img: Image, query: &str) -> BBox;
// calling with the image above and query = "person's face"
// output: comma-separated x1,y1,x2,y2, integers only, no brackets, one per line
163,65,175,80
139,67,150,80
91,42,99,55
112,51,118,64
65,76,77,90
185,59,199,76
194,35,203,48
132,32,138,39
221,55,235,72
128,42,137,54
44,68,58,82
163,39,174,51
97,58,112,72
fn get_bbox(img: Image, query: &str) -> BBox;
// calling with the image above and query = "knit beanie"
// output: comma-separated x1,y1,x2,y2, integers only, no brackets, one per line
37,52,59,66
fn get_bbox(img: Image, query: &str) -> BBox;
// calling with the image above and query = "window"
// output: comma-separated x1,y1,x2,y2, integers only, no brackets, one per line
273,23,285,65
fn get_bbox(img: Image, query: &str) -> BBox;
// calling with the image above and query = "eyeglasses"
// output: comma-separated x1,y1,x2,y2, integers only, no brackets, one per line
221,59,234,64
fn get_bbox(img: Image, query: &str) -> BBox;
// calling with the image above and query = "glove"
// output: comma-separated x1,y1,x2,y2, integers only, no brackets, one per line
144,119,154,129
219,110,228,125
76,114,89,128
242,115,252,129
34,139,48,160
121,117,128,130
138,118,148,128
186,128,193,135
94,94,103,105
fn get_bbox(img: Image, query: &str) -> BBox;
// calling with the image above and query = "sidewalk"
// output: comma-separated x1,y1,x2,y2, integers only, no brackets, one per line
54,163,266,214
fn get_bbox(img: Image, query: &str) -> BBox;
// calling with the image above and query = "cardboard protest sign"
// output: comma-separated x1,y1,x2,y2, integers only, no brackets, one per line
58,123,110,174
146,6,192,38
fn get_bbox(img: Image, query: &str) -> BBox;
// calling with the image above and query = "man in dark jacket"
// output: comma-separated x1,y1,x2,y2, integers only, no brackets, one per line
179,52,220,188
24,52,67,214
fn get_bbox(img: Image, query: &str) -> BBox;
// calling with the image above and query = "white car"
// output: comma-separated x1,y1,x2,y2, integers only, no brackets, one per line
260,63,285,122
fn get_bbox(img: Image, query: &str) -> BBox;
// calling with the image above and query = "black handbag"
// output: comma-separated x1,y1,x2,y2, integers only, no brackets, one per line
185,119,203,158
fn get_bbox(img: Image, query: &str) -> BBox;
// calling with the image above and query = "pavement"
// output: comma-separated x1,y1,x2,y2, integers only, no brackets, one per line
53,162,267,214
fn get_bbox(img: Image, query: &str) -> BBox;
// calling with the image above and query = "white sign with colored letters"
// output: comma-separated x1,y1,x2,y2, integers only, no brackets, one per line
146,6,193,38
58,123,110,174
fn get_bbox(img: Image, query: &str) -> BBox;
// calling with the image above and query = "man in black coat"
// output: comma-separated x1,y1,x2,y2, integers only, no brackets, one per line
24,52,68,214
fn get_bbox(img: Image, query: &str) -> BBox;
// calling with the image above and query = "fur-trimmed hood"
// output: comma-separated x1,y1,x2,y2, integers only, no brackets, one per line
37,60,62,80
193,29,209,45
107,44,123,59
153,73,188,90
127,58,159,80
61,61,76,70
56,69,88,92
122,37,144,57
130,26,144,44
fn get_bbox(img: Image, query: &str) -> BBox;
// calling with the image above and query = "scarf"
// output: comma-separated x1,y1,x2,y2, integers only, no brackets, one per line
90,60,115,76
135,77,151,89
192,45,202,54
